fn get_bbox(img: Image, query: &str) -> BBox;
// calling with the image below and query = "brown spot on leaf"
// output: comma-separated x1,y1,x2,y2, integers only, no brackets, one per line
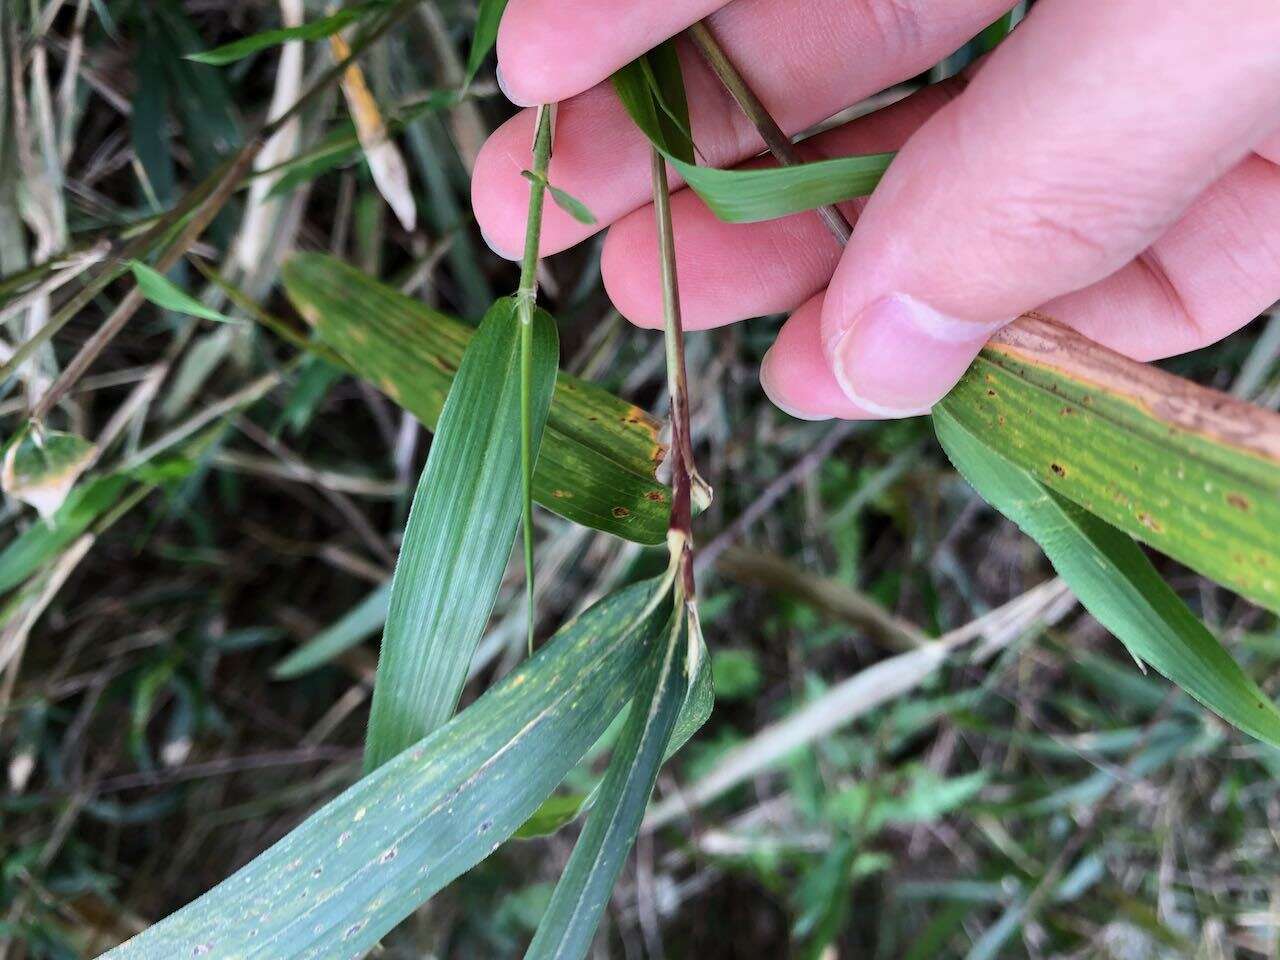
1050,463,1066,478
611,506,630,519
1137,512,1163,532
645,490,665,502
551,489,572,499
1226,492,1251,512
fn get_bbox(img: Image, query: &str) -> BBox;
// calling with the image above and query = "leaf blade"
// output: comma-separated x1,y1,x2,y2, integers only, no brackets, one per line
525,605,687,960
100,579,669,960
364,297,558,771
939,316,1280,613
281,255,671,543
186,3,381,66
935,407,1280,746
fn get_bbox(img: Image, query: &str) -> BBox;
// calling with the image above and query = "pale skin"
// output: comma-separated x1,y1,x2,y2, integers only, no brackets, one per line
471,0,1280,420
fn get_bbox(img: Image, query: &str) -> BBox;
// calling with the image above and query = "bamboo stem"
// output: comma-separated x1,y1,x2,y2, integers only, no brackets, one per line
687,21,852,246
651,147,697,599
517,104,554,650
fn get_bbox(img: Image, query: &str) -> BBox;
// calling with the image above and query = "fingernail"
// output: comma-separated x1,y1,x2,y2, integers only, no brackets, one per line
495,65,534,107
760,346,832,421
832,294,1002,417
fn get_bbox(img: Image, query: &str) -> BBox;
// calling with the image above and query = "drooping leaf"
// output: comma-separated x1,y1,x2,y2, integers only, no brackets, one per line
524,605,687,960
272,580,391,679
130,260,237,324
2,426,97,519
186,3,384,65
364,297,558,771
935,407,1280,746
612,54,893,222
282,255,670,543
939,316,1280,613
100,579,671,960
465,0,509,86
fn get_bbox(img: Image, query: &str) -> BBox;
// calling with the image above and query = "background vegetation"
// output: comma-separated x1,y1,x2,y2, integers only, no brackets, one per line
1,2,1278,957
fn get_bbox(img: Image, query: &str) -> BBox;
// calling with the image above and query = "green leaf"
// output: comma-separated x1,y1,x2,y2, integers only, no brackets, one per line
676,155,893,223
272,580,391,679
100,579,670,960
465,0,509,85
364,297,559,771
130,261,236,324
281,255,671,543
938,317,1280,613
513,792,591,840
522,171,597,225
935,408,1280,746
2,426,97,519
611,53,893,222
0,475,130,594
186,3,383,66
525,604,687,960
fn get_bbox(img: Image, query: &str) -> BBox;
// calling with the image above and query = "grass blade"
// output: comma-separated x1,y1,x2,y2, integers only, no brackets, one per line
524,606,687,960
129,260,237,324
282,255,671,542
100,579,670,960
939,316,1280,613
364,296,558,771
465,0,509,85
935,407,1280,746
187,3,382,66
272,580,391,679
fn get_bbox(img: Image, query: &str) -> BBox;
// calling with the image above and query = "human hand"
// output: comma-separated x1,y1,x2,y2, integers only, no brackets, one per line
472,0,1280,419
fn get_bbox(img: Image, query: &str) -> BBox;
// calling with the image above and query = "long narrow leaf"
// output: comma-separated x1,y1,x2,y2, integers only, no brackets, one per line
939,316,1280,613
100,579,670,960
525,607,687,959
187,3,383,66
935,408,1280,746
272,580,391,679
282,255,671,543
364,297,557,770
465,0,509,85
611,56,893,223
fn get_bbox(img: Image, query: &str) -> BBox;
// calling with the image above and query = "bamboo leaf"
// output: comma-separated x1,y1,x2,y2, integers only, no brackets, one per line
364,296,558,771
272,580,391,679
938,316,1280,613
465,0,509,85
2,426,96,519
935,407,1280,746
100,579,671,960
187,4,383,66
130,261,238,324
524,605,687,960
282,255,671,543
522,171,597,225
611,55,893,222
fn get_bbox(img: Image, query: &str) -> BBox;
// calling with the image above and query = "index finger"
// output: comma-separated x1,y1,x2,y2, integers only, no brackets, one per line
496,0,730,105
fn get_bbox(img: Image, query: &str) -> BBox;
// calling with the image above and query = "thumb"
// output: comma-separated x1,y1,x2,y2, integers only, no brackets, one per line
821,0,1280,416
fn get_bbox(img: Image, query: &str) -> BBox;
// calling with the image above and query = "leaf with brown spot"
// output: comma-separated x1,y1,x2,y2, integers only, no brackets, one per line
281,255,670,543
